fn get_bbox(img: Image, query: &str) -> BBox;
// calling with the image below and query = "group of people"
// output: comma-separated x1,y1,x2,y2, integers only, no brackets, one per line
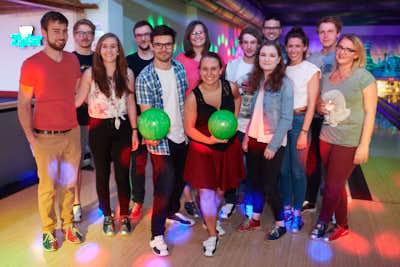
18,11,377,257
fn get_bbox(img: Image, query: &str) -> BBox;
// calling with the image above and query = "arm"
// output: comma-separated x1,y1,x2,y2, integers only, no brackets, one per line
230,81,241,118
126,68,139,151
75,68,92,107
184,92,227,145
17,84,37,147
297,71,320,149
354,82,378,164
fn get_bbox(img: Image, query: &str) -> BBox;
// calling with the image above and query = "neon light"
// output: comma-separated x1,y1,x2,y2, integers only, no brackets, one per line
217,36,221,46
232,47,236,56
147,15,155,28
307,240,333,263
157,16,164,26
10,33,42,48
214,45,218,53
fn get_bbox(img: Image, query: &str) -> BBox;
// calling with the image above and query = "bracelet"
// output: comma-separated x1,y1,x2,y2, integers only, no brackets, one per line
132,128,138,131
301,129,308,133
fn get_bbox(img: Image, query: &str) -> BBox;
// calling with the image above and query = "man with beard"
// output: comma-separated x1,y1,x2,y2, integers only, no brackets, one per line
220,27,262,219
303,16,343,212
125,21,153,222
136,25,193,256
18,11,83,251
262,15,287,62
72,18,96,223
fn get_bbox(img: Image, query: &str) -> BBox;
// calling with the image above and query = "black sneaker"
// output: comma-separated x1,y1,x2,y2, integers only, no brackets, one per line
310,223,328,240
184,201,200,218
267,225,286,240
103,216,115,236
167,212,195,226
120,217,131,235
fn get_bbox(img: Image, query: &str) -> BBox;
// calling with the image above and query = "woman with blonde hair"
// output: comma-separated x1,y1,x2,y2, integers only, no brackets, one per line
310,34,377,241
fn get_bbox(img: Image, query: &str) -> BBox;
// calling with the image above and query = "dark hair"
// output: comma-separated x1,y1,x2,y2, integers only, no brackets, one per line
133,20,153,35
249,41,286,93
285,27,309,63
198,52,223,86
93,33,131,99
183,20,211,59
239,27,263,45
73,19,95,33
40,11,68,31
263,15,282,28
151,25,176,43
317,16,343,34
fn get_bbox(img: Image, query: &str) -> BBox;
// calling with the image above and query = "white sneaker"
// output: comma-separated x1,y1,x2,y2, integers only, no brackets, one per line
166,212,195,226
203,236,218,257
201,221,226,236
150,235,169,256
73,204,82,223
219,203,235,219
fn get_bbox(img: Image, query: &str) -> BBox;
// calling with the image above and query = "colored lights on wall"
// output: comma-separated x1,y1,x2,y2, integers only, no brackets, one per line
10,26,42,48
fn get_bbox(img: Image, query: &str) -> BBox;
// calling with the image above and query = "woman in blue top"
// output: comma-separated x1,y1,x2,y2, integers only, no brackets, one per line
238,41,293,240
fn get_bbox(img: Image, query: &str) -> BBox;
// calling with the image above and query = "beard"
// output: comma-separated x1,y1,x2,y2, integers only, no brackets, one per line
139,44,150,51
47,39,66,51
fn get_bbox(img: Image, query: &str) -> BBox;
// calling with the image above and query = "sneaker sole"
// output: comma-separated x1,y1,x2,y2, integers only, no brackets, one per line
203,239,219,257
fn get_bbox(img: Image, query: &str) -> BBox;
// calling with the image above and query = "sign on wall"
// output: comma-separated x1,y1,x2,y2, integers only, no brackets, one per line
10,26,42,48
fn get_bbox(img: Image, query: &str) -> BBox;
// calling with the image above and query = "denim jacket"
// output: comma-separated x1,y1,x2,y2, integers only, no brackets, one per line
250,76,293,152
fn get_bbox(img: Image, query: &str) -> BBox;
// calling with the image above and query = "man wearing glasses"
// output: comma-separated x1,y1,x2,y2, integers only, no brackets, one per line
262,15,287,62
303,16,343,213
72,19,96,223
126,21,154,223
136,25,194,256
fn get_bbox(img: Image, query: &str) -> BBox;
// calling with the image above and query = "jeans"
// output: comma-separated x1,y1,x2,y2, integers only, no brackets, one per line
247,138,285,221
280,115,310,211
150,140,188,237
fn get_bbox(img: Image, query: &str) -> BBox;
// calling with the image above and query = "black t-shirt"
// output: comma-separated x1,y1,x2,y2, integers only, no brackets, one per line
73,51,93,125
126,52,153,79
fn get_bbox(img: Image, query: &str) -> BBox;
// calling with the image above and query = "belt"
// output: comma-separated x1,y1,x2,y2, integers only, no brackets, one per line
293,107,307,116
34,128,71,134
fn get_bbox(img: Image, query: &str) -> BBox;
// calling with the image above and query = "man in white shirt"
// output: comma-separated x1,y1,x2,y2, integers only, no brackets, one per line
220,27,262,219
304,16,343,212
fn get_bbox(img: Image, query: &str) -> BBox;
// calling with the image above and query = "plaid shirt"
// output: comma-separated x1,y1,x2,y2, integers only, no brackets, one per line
135,59,188,155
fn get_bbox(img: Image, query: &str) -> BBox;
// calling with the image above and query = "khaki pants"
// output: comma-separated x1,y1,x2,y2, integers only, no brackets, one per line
32,127,81,232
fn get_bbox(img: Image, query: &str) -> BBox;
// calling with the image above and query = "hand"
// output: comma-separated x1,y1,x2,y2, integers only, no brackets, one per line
296,131,308,150
317,100,329,115
242,135,249,152
208,135,229,145
353,144,369,165
144,138,161,147
264,147,276,160
131,131,139,151
27,133,39,148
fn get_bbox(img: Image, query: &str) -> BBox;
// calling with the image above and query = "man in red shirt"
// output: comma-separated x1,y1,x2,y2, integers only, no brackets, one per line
18,11,83,251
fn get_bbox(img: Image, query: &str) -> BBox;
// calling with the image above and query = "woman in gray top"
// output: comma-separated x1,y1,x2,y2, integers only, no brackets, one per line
310,34,377,241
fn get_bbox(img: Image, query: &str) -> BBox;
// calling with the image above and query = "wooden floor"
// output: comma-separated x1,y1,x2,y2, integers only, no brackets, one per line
1,127,400,267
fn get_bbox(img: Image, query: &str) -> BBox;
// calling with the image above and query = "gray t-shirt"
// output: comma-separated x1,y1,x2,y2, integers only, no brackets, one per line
320,68,375,147
307,51,336,75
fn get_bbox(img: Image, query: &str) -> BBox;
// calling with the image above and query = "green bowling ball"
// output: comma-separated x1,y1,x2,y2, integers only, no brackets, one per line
208,110,238,140
138,108,170,141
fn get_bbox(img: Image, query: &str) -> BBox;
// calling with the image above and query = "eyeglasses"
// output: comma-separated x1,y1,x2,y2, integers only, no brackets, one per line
152,42,174,50
135,32,151,38
337,45,356,54
263,26,281,30
75,31,94,37
191,31,204,36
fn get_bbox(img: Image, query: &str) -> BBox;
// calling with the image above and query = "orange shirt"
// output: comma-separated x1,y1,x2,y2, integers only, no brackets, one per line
20,51,81,131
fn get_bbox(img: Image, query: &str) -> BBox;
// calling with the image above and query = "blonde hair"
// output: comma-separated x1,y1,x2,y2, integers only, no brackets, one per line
337,34,366,69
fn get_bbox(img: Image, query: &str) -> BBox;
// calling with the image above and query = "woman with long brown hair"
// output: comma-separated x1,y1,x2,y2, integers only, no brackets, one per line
237,41,293,240
76,33,139,236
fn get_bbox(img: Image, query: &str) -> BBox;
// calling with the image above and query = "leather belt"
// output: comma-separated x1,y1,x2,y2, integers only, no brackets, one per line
293,106,307,116
34,128,71,134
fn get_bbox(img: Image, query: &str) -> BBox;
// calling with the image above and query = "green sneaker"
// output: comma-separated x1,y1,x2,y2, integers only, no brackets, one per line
43,230,57,252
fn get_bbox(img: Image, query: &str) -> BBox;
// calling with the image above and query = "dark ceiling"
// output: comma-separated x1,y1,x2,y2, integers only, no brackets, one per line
245,0,400,26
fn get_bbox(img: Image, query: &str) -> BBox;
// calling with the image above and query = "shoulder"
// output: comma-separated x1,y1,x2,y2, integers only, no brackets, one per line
172,59,186,71
281,77,293,91
126,52,137,61
176,53,186,60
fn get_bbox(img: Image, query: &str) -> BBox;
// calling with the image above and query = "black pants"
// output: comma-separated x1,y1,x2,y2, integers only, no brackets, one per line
247,138,284,221
89,118,131,217
305,117,323,204
129,143,148,203
150,139,187,237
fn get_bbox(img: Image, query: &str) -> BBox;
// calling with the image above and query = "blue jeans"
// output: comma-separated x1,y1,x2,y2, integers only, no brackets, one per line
279,115,310,211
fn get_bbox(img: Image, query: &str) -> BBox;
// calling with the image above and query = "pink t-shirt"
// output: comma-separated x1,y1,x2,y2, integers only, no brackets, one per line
176,53,200,95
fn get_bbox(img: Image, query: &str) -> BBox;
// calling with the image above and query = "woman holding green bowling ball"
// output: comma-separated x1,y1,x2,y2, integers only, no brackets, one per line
183,52,244,256
237,41,293,241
